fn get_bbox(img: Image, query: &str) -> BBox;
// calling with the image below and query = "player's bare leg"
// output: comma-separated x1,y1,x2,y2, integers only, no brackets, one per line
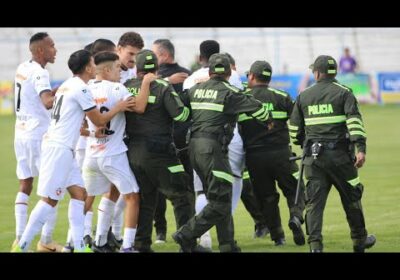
120,192,139,252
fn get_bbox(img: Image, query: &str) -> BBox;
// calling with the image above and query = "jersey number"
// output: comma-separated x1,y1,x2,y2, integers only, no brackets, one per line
51,95,64,124
15,82,21,112
100,106,114,135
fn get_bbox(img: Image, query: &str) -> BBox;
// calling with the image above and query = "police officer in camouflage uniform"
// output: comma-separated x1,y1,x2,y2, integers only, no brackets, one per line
238,61,305,246
124,49,196,252
172,53,269,252
289,55,376,253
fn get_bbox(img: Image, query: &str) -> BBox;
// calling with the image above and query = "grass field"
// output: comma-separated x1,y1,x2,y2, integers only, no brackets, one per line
0,104,399,252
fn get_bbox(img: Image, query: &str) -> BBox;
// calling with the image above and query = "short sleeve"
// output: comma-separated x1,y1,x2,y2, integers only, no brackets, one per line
33,68,51,95
77,86,96,112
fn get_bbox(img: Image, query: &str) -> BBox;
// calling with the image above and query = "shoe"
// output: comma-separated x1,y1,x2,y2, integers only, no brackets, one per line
353,234,376,253
11,239,19,251
75,244,92,253
36,241,64,252
120,246,139,253
192,244,212,253
155,232,166,244
219,241,241,253
254,224,270,238
92,242,115,253
62,244,74,253
274,237,286,246
310,249,323,253
288,216,306,246
199,231,212,249
11,244,22,252
172,231,196,252
83,235,93,248
107,228,122,251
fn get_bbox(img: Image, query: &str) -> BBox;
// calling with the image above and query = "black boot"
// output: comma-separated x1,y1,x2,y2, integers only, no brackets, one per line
353,234,376,253
288,216,305,246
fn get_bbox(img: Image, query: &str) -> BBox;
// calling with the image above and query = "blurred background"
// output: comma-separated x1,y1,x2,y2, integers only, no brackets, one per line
1,27,400,114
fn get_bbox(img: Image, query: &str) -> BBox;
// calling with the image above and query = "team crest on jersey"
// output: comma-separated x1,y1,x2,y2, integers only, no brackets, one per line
82,89,87,93
55,188,62,196
36,76,41,80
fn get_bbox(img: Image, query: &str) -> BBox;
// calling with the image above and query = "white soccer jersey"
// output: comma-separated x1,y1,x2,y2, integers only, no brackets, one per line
44,76,96,150
120,67,136,84
14,60,52,140
86,80,131,158
183,67,243,90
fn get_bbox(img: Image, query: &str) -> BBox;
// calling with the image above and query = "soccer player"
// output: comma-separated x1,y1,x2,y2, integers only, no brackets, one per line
13,32,63,252
12,49,135,252
63,39,119,251
84,51,153,252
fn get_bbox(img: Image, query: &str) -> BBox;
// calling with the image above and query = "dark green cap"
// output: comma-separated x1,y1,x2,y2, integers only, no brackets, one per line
309,55,337,74
209,53,231,75
248,60,272,77
135,49,158,72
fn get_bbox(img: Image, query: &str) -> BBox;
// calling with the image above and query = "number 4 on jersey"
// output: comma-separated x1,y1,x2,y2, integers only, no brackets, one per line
51,95,64,123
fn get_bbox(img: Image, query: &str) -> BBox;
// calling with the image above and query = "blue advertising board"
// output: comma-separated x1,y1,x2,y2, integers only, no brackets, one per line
377,72,400,104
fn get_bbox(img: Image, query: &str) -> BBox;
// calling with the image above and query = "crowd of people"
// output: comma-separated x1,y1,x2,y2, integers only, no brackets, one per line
10,31,375,253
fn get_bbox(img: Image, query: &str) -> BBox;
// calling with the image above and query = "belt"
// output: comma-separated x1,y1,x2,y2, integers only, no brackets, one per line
309,141,348,150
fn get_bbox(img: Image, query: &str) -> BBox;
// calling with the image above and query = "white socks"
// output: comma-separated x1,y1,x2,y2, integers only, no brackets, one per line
66,228,73,247
18,200,54,251
95,197,115,247
111,196,125,240
40,204,58,244
68,199,85,251
231,177,243,214
84,211,93,237
65,210,93,247
195,193,208,214
122,227,136,249
15,192,29,240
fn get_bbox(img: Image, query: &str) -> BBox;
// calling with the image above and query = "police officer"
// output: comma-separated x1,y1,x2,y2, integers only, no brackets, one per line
238,60,305,246
151,39,193,243
124,49,197,252
172,53,269,252
289,55,376,253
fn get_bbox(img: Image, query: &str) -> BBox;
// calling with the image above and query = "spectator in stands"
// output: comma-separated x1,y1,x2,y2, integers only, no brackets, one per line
339,47,357,74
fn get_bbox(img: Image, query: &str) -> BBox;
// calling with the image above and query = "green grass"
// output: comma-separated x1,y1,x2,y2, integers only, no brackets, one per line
1,104,399,252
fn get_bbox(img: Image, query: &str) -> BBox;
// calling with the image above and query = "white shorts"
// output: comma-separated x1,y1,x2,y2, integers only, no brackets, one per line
82,152,139,196
193,125,245,192
14,139,42,179
75,149,86,171
37,146,84,201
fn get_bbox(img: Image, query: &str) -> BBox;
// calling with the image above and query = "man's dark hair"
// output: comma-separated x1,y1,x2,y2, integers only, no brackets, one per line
118,32,144,49
94,51,119,65
68,49,92,75
199,40,220,62
91,39,116,55
153,39,175,59
29,32,49,45
84,42,94,52
222,52,235,66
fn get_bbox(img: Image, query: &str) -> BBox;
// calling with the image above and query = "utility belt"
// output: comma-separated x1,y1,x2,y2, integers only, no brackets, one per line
305,140,351,159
